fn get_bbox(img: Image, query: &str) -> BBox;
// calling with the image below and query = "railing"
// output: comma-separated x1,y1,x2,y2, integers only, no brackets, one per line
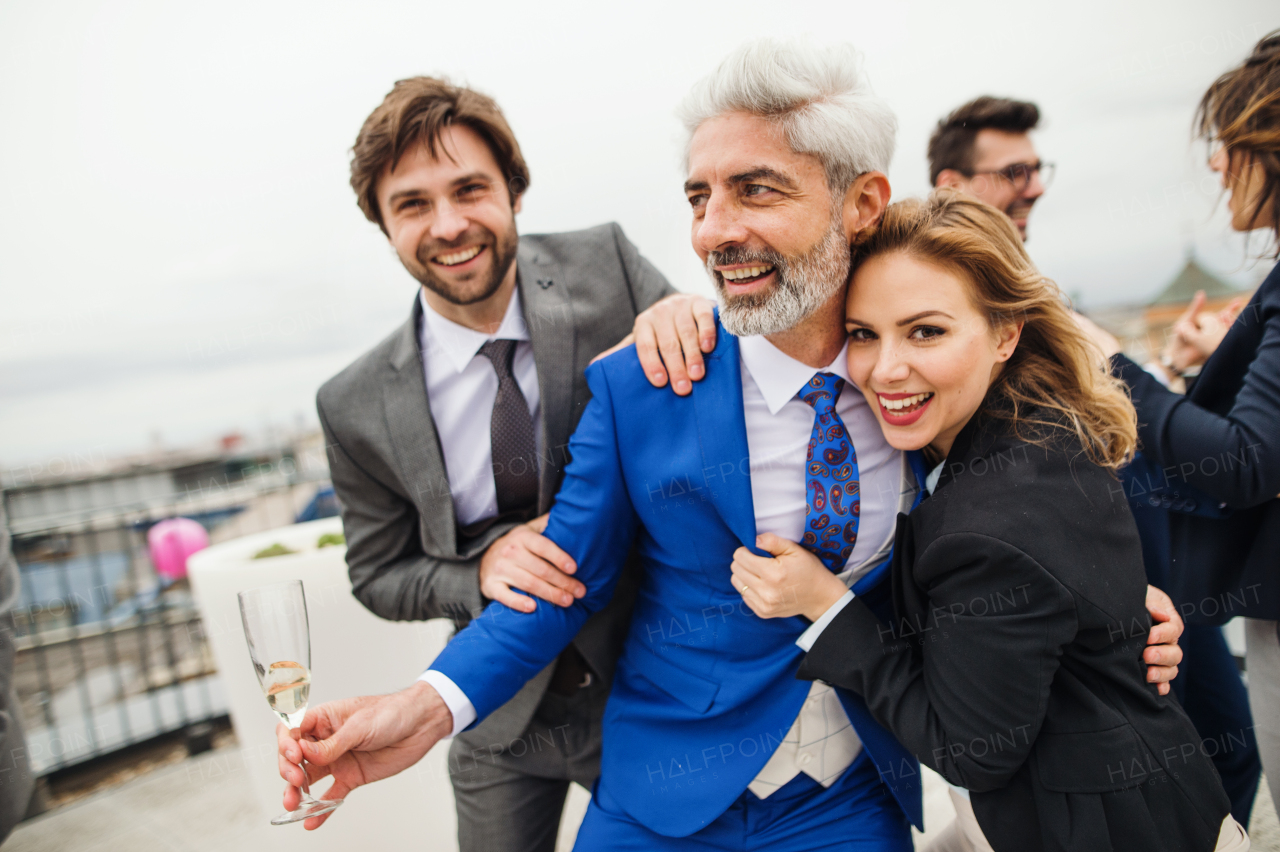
6,465,333,776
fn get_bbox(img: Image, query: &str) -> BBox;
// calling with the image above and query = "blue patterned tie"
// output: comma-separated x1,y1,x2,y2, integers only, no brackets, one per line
798,373,860,572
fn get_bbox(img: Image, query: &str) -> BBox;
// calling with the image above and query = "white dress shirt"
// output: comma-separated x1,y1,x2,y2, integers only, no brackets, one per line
423,333,912,752
790,459,942,804
736,335,900,574
415,286,541,734
416,287,542,526
797,459,939,654
1142,360,1176,390
738,334,906,798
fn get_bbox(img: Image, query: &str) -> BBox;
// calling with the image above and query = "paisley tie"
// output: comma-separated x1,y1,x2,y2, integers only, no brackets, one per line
797,373,860,572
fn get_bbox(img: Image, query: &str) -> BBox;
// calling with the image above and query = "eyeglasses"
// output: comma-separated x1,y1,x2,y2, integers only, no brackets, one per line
962,161,1055,192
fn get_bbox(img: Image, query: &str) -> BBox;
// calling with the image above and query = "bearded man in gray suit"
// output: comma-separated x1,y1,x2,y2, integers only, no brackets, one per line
313,78,711,852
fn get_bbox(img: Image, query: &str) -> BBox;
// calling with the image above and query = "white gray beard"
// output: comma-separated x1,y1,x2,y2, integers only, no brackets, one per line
711,217,851,338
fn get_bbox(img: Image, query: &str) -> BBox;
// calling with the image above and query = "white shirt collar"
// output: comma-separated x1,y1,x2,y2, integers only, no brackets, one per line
925,461,945,495
737,334,854,415
419,286,530,375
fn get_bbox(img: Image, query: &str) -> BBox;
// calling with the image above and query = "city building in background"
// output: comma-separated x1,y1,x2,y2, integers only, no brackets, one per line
0,431,335,785
1089,252,1257,371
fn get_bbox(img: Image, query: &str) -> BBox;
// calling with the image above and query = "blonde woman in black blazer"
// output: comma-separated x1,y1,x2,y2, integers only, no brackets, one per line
729,192,1245,851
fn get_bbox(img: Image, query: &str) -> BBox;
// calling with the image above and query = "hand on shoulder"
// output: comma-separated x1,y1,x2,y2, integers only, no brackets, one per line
591,293,717,395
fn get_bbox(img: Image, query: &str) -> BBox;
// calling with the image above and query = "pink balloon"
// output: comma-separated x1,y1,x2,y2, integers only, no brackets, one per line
147,518,209,581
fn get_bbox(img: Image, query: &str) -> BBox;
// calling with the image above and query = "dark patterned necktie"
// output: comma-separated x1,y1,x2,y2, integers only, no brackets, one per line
797,373,861,572
478,339,538,514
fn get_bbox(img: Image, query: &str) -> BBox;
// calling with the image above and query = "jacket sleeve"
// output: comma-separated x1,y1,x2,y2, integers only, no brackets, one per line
319,400,512,624
427,360,641,723
798,532,1077,793
1111,281,1280,509
611,222,678,312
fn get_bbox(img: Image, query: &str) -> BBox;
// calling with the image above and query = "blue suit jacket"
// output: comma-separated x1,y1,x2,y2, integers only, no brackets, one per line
430,324,926,837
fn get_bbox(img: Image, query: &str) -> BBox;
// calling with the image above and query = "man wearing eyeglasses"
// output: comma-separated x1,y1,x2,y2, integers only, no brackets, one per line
928,96,1052,241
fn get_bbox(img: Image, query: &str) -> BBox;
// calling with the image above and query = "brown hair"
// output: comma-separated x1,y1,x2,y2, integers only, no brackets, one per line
1197,30,1280,252
927,97,1040,186
851,190,1137,470
351,77,530,235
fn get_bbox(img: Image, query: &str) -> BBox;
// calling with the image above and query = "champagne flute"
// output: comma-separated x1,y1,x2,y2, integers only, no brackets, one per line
238,579,342,825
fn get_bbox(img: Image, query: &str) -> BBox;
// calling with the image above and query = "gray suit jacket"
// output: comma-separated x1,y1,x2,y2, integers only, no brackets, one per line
318,223,675,743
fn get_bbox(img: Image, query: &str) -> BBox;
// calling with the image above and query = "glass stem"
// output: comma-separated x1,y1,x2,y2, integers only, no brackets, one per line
284,713,319,803
299,759,316,800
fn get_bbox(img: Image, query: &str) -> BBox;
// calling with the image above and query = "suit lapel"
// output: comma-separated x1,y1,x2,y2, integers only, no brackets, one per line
383,296,457,554
691,322,758,549
516,241,577,512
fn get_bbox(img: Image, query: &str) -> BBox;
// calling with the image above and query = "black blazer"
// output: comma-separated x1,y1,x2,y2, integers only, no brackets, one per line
1112,259,1280,623
797,411,1230,852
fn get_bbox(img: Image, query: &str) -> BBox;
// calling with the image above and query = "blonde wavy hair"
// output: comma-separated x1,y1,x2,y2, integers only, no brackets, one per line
850,190,1138,470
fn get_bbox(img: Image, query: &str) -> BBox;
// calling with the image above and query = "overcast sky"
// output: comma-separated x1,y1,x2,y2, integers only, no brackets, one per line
2,0,1278,468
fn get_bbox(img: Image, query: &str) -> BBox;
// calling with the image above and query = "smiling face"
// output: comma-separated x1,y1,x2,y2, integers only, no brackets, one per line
941,130,1045,241
684,112,852,338
845,251,1021,459
376,124,521,313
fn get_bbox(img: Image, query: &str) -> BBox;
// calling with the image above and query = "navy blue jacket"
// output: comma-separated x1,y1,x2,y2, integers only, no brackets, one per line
1113,260,1280,623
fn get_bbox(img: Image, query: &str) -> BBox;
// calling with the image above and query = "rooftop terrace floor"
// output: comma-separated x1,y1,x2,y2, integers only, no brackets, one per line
7,734,1279,851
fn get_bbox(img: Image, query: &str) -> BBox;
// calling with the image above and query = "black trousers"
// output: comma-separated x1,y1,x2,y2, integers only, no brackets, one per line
1127,481,1261,826
1172,623,1261,826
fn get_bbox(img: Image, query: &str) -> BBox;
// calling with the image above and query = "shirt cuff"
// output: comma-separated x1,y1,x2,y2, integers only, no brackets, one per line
796,590,855,652
419,670,476,738
1142,361,1175,389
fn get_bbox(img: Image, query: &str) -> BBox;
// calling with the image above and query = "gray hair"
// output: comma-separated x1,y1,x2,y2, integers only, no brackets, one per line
677,39,897,193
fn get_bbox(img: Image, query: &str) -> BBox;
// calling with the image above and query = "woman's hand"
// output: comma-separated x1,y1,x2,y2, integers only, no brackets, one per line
1143,585,1183,697
1161,291,1211,374
731,533,849,622
1172,292,1246,364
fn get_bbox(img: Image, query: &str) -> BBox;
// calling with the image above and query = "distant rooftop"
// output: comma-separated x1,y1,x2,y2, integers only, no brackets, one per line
1150,256,1243,306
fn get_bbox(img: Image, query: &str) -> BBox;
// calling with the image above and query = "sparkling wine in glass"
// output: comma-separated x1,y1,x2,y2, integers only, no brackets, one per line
238,579,341,825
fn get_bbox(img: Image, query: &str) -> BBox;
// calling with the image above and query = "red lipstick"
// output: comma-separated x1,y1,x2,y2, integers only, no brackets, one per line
875,391,934,427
